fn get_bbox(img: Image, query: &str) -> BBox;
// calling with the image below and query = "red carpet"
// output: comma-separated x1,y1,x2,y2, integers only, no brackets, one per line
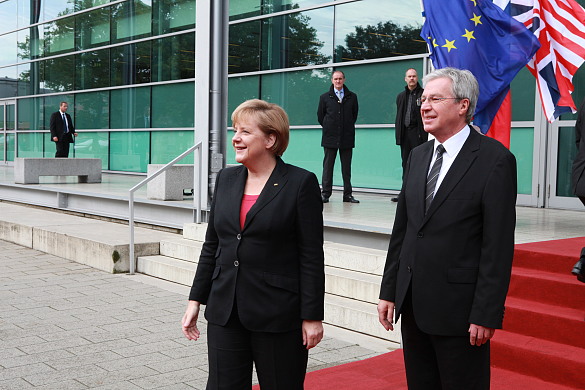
253,237,585,390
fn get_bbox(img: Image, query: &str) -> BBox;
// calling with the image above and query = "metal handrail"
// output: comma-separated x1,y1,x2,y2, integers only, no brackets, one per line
128,141,203,275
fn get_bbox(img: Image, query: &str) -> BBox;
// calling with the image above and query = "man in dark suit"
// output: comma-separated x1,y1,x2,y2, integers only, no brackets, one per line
378,68,517,389
317,70,359,204
393,68,427,202
50,102,77,157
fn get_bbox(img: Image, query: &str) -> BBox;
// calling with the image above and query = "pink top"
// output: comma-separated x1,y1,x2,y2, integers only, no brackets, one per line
240,194,260,230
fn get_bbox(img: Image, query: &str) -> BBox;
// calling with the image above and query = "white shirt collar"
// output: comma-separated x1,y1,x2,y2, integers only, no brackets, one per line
434,124,470,158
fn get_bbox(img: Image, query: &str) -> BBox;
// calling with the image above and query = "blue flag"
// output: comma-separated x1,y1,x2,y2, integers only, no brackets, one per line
421,0,540,133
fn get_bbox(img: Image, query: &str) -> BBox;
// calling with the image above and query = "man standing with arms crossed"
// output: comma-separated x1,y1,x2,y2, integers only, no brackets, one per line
50,102,77,158
393,68,427,202
378,68,517,389
318,70,359,204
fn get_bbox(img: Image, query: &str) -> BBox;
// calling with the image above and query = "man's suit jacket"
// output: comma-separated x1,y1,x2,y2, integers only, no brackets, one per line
50,111,75,143
380,129,517,336
572,98,585,198
395,83,426,146
189,157,325,333
318,85,359,149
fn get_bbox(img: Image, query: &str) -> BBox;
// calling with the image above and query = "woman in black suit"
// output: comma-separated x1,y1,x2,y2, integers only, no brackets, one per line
181,99,325,389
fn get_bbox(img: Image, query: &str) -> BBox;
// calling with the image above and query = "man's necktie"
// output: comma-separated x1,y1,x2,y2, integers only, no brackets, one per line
404,91,413,127
425,144,446,212
62,114,69,133
336,90,342,102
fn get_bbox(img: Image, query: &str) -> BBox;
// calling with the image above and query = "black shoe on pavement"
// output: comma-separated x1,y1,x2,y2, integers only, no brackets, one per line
391,197,398,202
343,195,360,203
322,195,329,203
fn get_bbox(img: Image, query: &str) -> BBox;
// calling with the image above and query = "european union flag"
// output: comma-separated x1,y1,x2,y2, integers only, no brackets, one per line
421,0,540,133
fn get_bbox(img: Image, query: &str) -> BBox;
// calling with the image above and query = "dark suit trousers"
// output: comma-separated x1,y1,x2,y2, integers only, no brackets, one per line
206,304,308,390
321,147,353,198
401,288,490,390
55,139,71,158
400,125,423,175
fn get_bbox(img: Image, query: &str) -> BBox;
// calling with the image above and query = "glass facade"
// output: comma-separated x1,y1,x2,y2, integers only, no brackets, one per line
0,0,583,206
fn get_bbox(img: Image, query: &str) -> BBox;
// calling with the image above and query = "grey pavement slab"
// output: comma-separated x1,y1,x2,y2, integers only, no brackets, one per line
0,239,387,389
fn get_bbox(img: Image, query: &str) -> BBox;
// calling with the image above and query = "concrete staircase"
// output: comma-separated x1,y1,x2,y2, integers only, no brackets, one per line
137,223,401,346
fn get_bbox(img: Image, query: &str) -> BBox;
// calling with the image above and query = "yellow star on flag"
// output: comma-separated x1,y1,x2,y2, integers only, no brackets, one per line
470,0,477,6
462,29,476,42
432,38,438,48
470,13,482,26
442,39,457,52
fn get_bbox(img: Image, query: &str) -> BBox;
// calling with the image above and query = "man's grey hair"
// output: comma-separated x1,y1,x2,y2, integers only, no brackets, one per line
422,67,479,123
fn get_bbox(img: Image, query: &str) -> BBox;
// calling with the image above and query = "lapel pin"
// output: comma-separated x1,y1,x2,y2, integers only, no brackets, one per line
274,183,278,186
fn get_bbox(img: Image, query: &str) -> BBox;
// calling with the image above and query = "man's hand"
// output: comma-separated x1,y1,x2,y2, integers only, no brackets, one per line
302,320,323,350
468,324,495,346
52,136,58,142
377,300,395,331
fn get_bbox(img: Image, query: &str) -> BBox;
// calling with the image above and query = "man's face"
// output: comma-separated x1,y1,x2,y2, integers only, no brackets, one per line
331,72,345,90
420,77,468,141
405,70,418,90
60,103,68,113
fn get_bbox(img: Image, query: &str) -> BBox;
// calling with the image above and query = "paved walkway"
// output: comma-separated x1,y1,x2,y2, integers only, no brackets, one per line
0,239,384,390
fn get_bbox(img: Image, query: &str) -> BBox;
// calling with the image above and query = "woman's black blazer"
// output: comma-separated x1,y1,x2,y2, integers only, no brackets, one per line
189,157,325,333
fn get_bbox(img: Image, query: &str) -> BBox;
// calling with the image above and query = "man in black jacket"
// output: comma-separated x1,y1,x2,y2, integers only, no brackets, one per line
571,97,585,282
393,68,427,201
317,70,359,203
49,102,77,157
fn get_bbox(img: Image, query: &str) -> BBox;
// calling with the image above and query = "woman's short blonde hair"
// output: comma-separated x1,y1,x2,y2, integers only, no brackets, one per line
231,99,290,156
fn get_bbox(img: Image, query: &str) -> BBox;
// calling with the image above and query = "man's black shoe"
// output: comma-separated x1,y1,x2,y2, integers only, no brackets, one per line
322,195,329,203
343,196,360,203
572,259,585,283
391,197,398,202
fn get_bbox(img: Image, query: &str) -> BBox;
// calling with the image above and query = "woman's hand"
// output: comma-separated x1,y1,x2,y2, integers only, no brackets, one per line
181,300,201,341
302,320,323,350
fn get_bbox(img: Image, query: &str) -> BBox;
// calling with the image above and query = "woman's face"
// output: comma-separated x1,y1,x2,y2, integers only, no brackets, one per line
232,118,276,166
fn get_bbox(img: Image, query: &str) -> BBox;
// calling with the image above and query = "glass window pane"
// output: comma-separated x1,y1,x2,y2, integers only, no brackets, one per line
17,132,45,157
44,95,74,131
17,63,39,96
229,0,260,20
41,55,75,92
17,97,43,130
0,133,4,161
76,7,111,50
73,131,109,168
229,21,261,73
6,103,15,130
153,0,196,34
335,0,426,62
0,0,18,31
74,0,111,12
0,32,18,66
152,82,194,127
76,50,110,90
152,33,195,81
261,8,333,70
75,91,109,129
111,42,151,86
151,130,194,164
109,131,150,172
0,66,18,98
345,60,424,124
110,87,151,129
44,17,75,55
556,126,578,197
44,0,75,21
511,67,536,121
6,133,15,161
228,75,259,126
261,68,331,125
510,127,534,195
111,0,152,43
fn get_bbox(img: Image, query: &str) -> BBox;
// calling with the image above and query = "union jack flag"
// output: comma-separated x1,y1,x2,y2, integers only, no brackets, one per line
494,0,585,121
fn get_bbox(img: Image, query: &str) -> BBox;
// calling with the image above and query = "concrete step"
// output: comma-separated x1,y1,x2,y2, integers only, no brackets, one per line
160,237,203,263
183,223,207,242
0,202,177,273
324,294,401,346
326,266,381,304
137,255,196,286
324,241,387,276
